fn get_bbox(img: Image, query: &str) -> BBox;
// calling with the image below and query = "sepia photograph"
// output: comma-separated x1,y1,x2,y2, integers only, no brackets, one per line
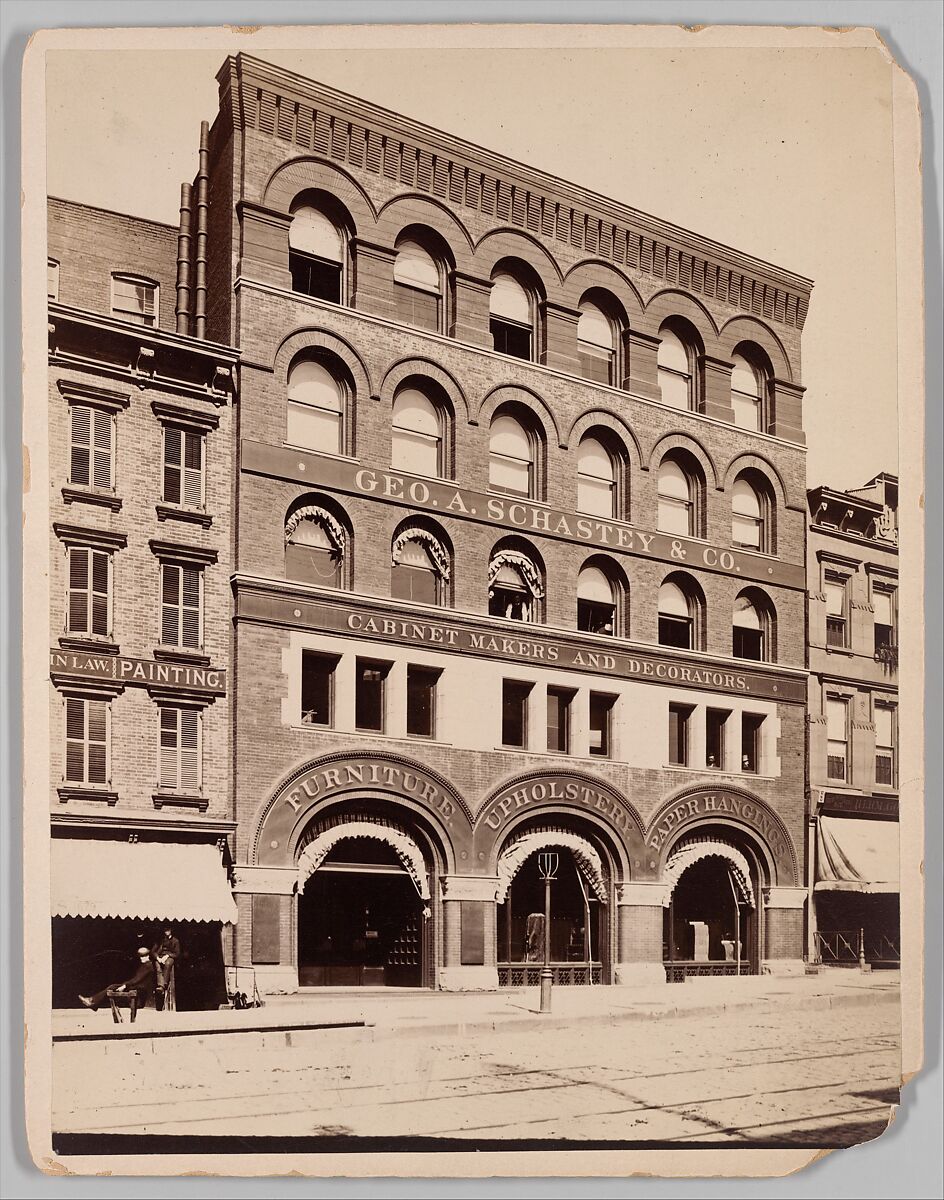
18,18,929,1181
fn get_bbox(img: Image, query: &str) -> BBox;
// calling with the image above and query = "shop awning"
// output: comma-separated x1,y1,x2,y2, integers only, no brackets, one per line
815,815,899,893
52,839,238,923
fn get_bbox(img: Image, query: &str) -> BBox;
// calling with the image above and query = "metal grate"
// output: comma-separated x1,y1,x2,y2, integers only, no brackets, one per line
498,963,603,987
664,961,753,982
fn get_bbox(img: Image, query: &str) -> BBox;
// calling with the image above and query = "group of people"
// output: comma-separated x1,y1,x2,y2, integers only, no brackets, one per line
79,927,181,1013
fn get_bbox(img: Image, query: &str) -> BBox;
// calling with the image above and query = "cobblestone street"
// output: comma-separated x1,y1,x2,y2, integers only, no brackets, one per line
53,991,900,1149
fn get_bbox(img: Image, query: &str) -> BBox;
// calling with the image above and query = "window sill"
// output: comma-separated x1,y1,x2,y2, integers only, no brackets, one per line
58,786,118,805
282,443,359,465
156,504,212,528
824,646,855,657
62,486,122,512
153,646,211,666
664,764,773,780
58,636,120,655
152,792,208,812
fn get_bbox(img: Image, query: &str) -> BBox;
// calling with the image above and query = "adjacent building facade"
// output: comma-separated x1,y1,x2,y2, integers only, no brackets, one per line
807,474,900,968
47,53,823,999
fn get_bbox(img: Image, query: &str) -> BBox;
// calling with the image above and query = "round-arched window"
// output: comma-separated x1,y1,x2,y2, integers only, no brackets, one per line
289,205,344,303
731,354,764,431
658,458,695,536
578,302,616,385
577,565,617,635
489,413,535,497
490,273,533,360
286,359,346,455
657,328,694,410
658,579,695,649
394,240,442,332
732,476,765,550
392,388,442,478
577,436,617,518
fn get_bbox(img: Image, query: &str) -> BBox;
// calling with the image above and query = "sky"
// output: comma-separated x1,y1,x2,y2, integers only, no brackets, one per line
44,40,900,490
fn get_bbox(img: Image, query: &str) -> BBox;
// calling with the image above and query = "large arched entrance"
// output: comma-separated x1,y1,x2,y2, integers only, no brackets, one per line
662,830,765,980
495,819,614,986
295,802,439,988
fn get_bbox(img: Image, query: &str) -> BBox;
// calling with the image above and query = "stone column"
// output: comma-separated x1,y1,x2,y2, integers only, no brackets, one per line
351,238,397,320
452,271,493,347
769,378,806,445
700,354,736,423
624,328,661,400
614,881,667,986
542,301,581,374
763,886,807,976
236,201,293,290
439,875,500,991
232,865,299,994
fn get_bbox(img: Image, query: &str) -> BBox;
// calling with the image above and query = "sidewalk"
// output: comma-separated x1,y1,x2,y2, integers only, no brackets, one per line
52,969,900,1047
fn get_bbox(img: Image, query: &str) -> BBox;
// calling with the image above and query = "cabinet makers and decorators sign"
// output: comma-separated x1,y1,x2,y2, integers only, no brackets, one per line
49,649,226,694
238,588,808,704
242,441,806,591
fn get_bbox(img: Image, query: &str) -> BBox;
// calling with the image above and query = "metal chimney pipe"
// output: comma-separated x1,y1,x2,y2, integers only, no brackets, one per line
194,121,210,339
175,182,193,335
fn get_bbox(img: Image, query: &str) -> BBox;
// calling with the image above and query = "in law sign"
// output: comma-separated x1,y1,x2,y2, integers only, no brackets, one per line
49,649,226,694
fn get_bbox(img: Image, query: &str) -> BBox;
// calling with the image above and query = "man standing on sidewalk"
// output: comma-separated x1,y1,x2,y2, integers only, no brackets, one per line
78,947,155,1012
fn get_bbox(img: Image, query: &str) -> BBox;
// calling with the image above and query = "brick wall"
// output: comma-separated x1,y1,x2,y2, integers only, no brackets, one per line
47,198,179,331
765,906,804,959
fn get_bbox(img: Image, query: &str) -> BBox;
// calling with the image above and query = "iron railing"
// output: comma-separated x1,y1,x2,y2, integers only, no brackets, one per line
664,961,753,982
498,963,603,987
815,929,900,967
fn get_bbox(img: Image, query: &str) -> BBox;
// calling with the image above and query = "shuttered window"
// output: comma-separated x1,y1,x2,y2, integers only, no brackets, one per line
68,547,110,637
159,707,201,792
160,563,202,648
163,426,205,508
70,404,114,491
64,697,109,784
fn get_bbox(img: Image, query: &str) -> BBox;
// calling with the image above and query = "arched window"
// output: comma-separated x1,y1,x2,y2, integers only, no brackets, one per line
286,359,346,454
285,505,347,589
488,547,543,623
577,301,616,385
658,578,700,649
489,412,535,497
577,436,617,518
658,457,697,536
657,327,695,410
577,565,617,635
391,526,450,606
394,239,442,332
490,272,532,360
392,388,443,478
732,475,767,551
733,591,772,661
289,204,344,302
731,353,765,431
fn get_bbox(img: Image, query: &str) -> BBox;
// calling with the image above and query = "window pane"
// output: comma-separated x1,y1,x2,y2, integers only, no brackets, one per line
287,401,341,453
490,273,530,323
874,705,894,745
289,254,342,302
392,427,440,477
732,512,761,548
733,595,762,630
826,699,847,740
286,544,341,588
490,319,532,360
658,328,689,373
489,454,531,495
289,207,343,260
741,714,763,772
395,284,440,331
355,659,388,731
289,360,344,411
392,563,439,605
577,566,614,604
407,666,438,738
873,590,893,625
547,689,571,753
732,391,762,431
301,652,336,725
502,680,530,747
824,581,846,615
394,242,440,291
589,693,614,757
668,704,689,765
706,710,727,768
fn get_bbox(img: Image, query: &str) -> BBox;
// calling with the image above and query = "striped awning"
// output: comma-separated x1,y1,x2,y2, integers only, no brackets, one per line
815,815,899,893
52,839,238,924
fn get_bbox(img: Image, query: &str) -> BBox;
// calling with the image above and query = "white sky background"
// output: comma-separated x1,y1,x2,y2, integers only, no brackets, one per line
45,43,900,490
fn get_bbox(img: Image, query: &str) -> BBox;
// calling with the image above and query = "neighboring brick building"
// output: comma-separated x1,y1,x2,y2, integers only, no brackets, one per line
47,199,239,1008
47,52,818,999
807,474,899,968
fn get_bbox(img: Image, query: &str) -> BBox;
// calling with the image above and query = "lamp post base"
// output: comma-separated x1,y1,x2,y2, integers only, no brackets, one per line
539,968,553,1013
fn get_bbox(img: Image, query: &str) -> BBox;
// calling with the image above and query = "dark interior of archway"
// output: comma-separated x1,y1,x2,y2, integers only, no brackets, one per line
497,849,603,964
663,856,752,964
297,838,423,987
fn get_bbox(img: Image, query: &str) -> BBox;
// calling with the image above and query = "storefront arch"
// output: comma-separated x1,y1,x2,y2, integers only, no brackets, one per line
660,824,771,979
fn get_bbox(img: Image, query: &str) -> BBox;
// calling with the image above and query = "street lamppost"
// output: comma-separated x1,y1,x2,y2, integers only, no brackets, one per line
537,851,558,1013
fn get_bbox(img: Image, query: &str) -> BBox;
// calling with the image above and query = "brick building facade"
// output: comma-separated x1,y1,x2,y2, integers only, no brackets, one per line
807,474,899,968
46,199,239,1007
47,53,819,999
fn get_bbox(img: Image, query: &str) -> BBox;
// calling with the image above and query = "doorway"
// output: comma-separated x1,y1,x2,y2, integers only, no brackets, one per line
297,838,426,987
663,855,758,979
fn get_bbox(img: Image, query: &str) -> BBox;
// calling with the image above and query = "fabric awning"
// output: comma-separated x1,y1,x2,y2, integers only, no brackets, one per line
815,815,899,893
52,839,238,923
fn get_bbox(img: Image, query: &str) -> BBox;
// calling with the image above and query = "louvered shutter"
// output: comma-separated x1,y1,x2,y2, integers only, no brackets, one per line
163,427,182,504
159,708,179,788
161,564,181,646
179,709,200,791
65,697,87,781
68,548,90,633
70,406,91,486
92,409,113,490
90,551,110,637
183,432,204,508
181,566,201,648
86,700,108,783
